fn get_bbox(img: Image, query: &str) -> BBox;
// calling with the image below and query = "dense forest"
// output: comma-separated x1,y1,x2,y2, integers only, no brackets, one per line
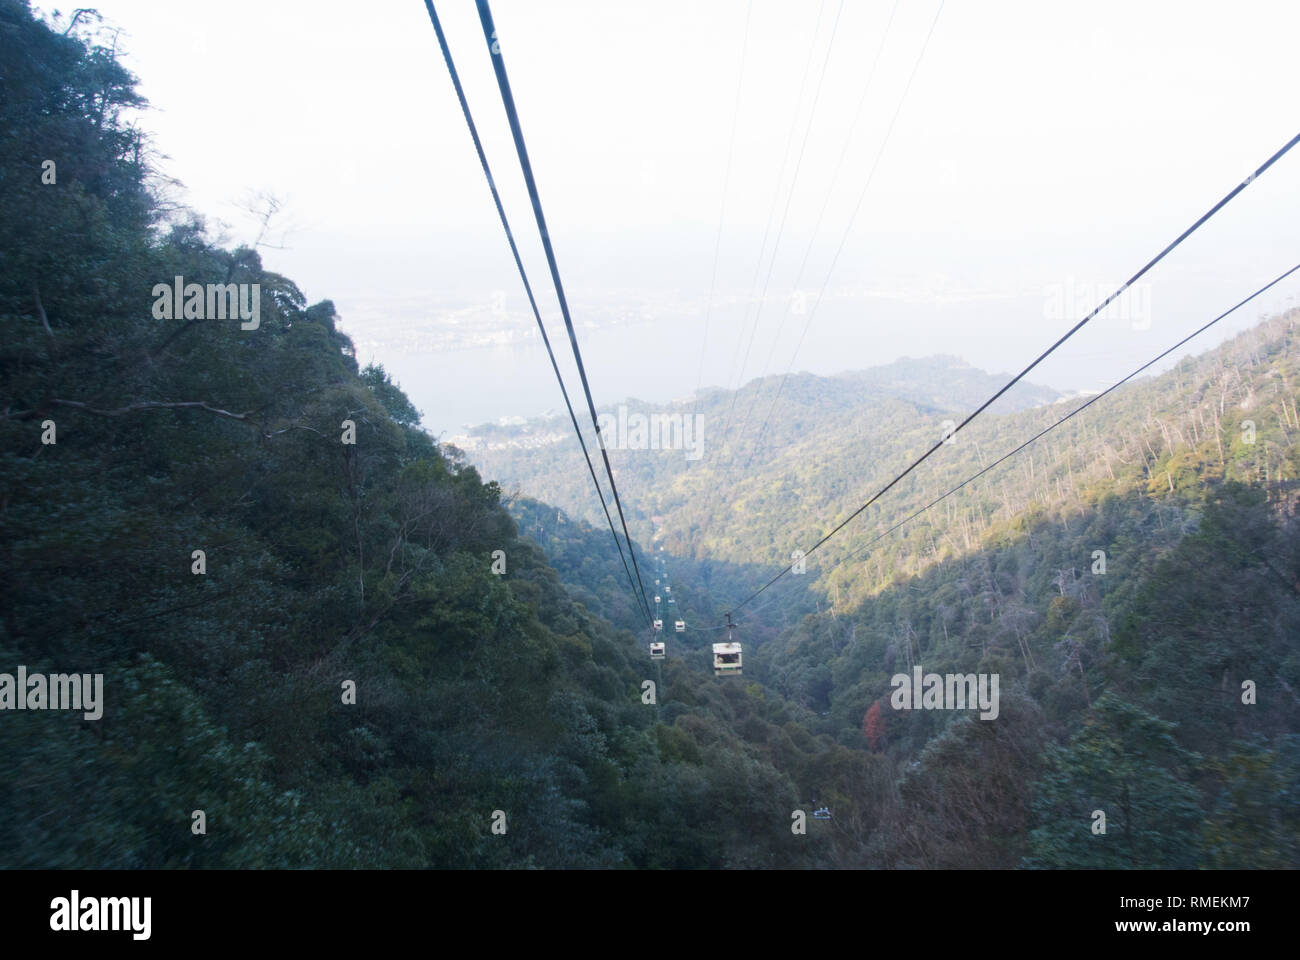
483,317,1300,867
2,1,1296,870
472,279,1300,869
0,1,872,869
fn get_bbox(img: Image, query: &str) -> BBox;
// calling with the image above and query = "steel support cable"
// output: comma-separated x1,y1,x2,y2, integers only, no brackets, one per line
689,0,755,443
474,0,653,620
696,0,843,554
728,129,1300,616
422,0,651,623
681,1,883,606
699,0,931,551
738,0,941,479
741,261,1300,610
723,0,846,422
828,260,1300,571
731,0,902,473
706,0,831,474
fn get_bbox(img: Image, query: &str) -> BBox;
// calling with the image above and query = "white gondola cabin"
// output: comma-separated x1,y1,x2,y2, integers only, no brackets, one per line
654,595,661,604
712,641,742,676
674,620,685,633
653,619,663,631
649,641,665,660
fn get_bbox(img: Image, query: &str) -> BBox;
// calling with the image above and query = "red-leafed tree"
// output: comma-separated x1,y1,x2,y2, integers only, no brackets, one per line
862,700,885,750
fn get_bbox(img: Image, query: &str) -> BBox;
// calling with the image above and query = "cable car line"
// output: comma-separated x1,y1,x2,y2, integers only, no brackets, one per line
655,552,751,673
473,0,654,621
724,0,846,416
721,0,902,482
727,129,1300,617
735,0,940,480
689,0,754,440
422,0,651,623
700,0,932,533
825,260,1300,573
762,261,1300,608
682,0,904,635
705,0,837,475
696,0,846,536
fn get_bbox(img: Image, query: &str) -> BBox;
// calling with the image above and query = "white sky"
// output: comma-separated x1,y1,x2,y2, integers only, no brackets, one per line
76,0,1300,429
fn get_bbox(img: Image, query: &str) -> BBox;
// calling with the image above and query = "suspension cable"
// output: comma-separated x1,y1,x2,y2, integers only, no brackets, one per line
729,130,1300,616
422,0,650,622
474,0,653,619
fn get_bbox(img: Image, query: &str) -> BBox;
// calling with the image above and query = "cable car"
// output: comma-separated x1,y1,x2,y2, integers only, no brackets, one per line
712,642,742,677
649,641,665,660
714,614,742,676
664,586,671,594
674,620,685,633
667,598,675,605
653,619,663,631
654,595,661,604
655,579,660,586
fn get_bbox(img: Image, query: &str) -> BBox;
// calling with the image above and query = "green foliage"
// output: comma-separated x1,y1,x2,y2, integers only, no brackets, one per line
1201,736,1300,868
1024,694,1203,869
0,4,852,869
3,0,1297,869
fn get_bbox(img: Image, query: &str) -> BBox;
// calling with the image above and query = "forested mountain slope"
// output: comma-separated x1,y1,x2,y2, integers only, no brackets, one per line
509,313,1300,868
3,1,1295,870
465,354,1059,561
471,312,1299,622
754,314,1300,866
0,1,874,869
475,225,1300,871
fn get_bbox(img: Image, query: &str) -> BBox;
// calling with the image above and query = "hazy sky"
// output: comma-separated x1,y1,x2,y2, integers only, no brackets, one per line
80,0,1300,431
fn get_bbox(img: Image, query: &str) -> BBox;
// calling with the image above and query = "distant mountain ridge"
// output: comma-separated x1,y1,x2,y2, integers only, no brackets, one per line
465,314,1298,630
834,354,1061,411
453,354,1059,442
452,354,1059,477
498,313,1300,870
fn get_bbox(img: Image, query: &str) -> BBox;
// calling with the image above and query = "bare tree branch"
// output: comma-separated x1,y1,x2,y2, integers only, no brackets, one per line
61,8,101,36
51,398,252,420
263,423,325,438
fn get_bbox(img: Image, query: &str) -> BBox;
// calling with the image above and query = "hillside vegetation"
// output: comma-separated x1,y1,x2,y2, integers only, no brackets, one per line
499,315,1300,868
0,2,874,869
475,283,1300,869
2,1,1296,869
